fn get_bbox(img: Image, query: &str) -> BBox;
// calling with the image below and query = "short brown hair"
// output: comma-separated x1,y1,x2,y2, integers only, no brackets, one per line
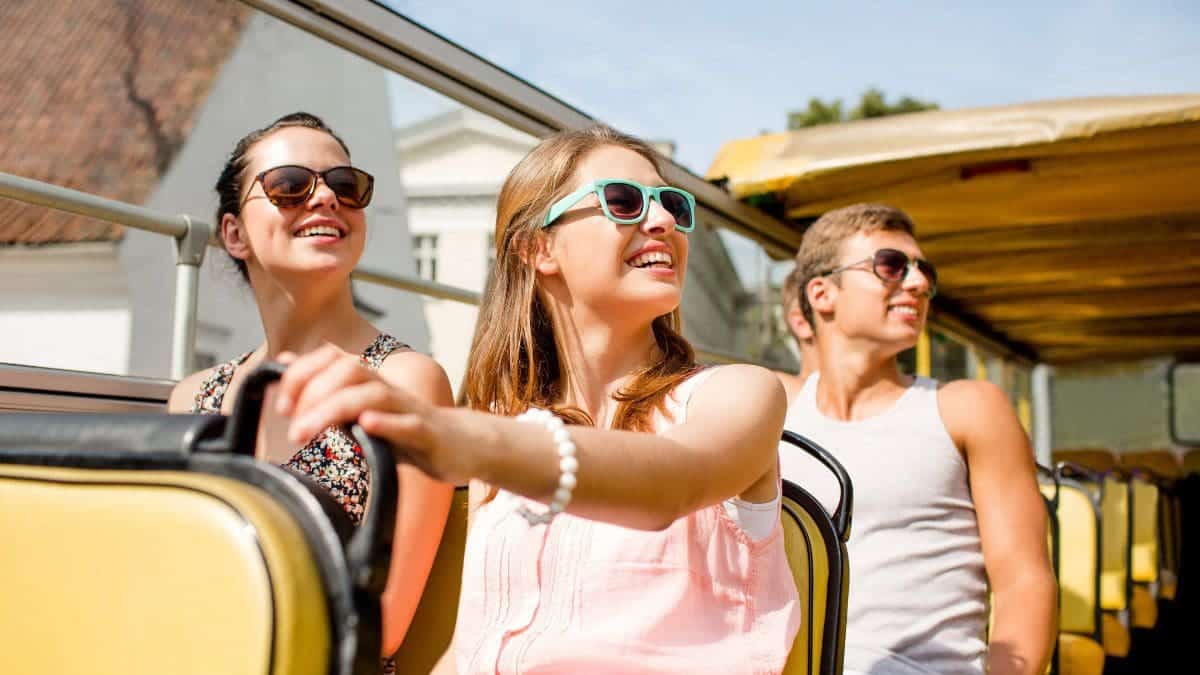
785,203,916,326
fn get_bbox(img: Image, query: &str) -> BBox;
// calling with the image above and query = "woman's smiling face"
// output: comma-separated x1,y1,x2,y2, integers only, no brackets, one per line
231,126,367,283
539,144,689,323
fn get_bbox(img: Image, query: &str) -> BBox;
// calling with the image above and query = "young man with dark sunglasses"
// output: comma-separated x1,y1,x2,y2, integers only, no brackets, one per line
779,203,1055,675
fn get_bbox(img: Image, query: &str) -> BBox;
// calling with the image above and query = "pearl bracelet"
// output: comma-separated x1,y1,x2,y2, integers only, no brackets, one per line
514,407,578,526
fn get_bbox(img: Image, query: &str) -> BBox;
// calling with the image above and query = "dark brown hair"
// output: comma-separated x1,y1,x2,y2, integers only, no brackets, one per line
214,112,351,282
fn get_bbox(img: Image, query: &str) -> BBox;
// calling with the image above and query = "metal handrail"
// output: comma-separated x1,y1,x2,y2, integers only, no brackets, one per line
2,170,784,378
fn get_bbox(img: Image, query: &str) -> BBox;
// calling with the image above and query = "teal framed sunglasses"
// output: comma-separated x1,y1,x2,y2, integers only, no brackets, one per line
542,179,697,232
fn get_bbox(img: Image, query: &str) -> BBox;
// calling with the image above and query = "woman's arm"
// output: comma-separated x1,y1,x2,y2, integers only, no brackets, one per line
277,348,786,531
373,351,455,656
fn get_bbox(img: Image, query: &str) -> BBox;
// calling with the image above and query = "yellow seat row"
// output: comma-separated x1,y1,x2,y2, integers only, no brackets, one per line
0,364,396,675
2,383,857,675
1050,448,1189,674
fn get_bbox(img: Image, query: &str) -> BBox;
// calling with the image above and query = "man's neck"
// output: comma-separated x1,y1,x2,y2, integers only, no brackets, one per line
813,332,912,422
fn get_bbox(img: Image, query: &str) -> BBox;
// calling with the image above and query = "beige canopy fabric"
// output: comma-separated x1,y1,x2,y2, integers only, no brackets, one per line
707,95,1200,365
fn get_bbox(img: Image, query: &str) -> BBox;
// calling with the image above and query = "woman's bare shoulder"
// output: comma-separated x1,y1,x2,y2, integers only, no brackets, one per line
166,365,220,413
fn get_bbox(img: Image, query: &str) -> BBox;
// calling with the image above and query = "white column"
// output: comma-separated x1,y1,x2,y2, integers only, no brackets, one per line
1031,364,1054,465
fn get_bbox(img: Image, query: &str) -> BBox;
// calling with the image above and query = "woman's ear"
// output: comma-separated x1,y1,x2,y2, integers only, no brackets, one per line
221,212,252,263
531,232,560,276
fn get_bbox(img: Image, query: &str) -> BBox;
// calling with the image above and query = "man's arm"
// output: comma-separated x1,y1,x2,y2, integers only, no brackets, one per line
940,380,1057,675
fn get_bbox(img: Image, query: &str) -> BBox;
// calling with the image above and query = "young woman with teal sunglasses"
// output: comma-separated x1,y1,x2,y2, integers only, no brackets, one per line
273,124,798,674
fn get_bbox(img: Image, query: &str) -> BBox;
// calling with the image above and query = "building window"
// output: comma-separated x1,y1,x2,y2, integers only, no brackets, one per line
413,234,438,281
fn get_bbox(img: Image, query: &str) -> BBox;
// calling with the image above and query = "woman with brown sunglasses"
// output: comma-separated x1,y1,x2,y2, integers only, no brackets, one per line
166,112,454,669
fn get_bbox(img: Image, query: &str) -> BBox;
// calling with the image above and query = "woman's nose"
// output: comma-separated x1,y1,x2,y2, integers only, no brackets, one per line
640,198,674,236
307,178,339,211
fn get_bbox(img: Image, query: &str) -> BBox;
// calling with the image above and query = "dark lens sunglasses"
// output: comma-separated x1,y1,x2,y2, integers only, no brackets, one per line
245,165,374,209
826,248,937,297
542,179,696,232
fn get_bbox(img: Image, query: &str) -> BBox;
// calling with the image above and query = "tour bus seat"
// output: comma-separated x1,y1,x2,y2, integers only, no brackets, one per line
1050,463,1107,674
0,364,395,675
1128,473,1160,629
1056,634,1107,675
389,485,470,672
1121,450,1184,601
778,432,853,675
1056,451,1134,659
1182,448,1200,475
1099,471,1132,657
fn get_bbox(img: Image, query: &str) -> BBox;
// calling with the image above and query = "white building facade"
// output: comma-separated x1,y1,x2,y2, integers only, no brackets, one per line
395,109,762,392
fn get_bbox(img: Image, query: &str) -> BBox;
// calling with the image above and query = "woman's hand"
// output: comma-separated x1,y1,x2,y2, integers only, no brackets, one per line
274,345,475,484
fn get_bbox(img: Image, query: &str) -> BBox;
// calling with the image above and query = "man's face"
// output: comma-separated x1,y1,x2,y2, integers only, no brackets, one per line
821,229,934,350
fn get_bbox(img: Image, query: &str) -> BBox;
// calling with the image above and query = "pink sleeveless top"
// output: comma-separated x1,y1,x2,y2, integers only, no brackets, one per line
454,368,800,674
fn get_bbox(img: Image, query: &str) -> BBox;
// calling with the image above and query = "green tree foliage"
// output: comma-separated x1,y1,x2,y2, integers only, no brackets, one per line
787,87,938,129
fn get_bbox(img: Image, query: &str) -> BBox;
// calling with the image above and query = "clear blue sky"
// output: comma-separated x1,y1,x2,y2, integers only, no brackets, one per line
387,0,1200,173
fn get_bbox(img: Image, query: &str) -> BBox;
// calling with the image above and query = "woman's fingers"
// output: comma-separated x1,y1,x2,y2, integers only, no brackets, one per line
289,379,394,443
359,410,437,472
275,344,343,415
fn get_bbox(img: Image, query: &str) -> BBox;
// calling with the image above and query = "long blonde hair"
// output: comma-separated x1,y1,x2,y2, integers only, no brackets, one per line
461,125,698,431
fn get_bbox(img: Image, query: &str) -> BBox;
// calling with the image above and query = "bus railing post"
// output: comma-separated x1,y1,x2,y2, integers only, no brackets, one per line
171,215,211,381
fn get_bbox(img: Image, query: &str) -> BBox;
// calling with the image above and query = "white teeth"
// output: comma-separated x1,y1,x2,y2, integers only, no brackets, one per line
296,225,341,238
890,306,918,315
627,251,673,269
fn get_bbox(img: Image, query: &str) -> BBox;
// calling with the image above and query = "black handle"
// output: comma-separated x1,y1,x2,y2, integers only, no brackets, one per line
1055,460,1103,484
1036,463,1059,507
225,362,397,595
781,430,853,541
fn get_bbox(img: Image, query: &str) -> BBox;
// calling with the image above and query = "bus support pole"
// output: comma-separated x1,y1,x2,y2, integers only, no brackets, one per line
1031,363,1054,465
171,215,211,381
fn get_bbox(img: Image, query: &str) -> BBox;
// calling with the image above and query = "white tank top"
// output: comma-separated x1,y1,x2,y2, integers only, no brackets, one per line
781,374,988,675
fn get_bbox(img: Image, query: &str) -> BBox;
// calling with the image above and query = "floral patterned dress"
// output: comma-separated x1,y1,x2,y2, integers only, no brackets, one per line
190,333,408,525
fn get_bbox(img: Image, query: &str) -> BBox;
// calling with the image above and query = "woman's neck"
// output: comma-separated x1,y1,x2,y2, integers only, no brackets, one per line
551,306,662,427
249,273,376,358
813,332,911,421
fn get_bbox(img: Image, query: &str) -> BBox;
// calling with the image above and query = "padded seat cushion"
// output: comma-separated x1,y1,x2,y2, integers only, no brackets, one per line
780,500,816,675
1056,485,1099,636
1130,585,1158,629
1057,633,1105,675
1100,613,1130,658
0,464,330,675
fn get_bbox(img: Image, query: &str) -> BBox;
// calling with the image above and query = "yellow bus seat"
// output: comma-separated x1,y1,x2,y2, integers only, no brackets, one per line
1057,633,1107,675
1093,470,1132,658
1159,491,1182,601
1128,474,1160,628
390,485,470,672
1054,449,1117,474
1182,448,1200,475
1042,465,1106,675
1118,450,1182,480
778,432,852,675
0,363,396,675
1,463,333,675
1053,472,1102,641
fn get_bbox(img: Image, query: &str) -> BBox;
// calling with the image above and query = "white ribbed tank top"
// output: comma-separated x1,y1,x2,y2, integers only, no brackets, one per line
781,374,987,675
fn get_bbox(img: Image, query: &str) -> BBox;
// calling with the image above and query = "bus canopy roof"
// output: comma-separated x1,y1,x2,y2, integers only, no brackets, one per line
707,95,1200,365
